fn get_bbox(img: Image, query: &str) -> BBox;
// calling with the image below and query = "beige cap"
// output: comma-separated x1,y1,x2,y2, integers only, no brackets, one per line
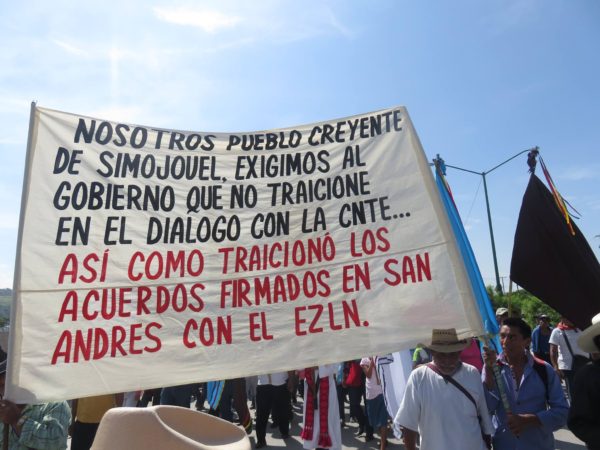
496,307,509,316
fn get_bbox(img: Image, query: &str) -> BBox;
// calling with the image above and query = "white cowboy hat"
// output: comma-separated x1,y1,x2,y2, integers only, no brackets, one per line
577,312,600,354
91,406,251,450
421,328,469,353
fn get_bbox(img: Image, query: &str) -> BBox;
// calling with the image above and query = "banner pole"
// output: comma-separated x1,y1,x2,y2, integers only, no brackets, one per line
6,101,37,403
482,336,511,413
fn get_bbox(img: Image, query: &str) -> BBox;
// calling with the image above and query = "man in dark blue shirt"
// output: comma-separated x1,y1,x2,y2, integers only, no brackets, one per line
531,314,552,363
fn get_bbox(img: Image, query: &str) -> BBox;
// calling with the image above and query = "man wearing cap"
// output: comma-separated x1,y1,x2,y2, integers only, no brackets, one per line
567,312,600,450
531,314,552,363
496,307,509,325
0,360,71,449
483,317,568,450
394,328,493,450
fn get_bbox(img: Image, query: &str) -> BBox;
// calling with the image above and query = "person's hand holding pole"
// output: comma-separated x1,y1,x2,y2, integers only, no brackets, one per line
481,337,511,414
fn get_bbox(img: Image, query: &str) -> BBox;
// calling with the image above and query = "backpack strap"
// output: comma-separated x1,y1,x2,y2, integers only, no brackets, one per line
531,356,549,402
561,330,576,359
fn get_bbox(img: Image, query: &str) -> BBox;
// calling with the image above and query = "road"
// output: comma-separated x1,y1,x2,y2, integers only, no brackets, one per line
255,398,587,450
66,396,587,449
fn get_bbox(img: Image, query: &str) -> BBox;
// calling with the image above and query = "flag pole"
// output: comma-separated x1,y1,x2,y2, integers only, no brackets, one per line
442,146,538,295
508,280,513,316
481,336,511,414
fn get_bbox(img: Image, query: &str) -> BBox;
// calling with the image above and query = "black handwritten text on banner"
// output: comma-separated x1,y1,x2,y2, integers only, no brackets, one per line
7,106,483,402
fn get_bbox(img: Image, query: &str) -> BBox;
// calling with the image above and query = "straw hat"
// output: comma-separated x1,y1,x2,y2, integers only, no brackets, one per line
421,328,469,353
577,312,600,354
91,406,251,450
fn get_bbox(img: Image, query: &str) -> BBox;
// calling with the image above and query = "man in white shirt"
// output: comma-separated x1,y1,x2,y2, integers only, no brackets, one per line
394,328,493,450
549,317,590,400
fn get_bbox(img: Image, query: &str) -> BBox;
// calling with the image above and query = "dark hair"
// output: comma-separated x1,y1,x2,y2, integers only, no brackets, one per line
502,317,532,339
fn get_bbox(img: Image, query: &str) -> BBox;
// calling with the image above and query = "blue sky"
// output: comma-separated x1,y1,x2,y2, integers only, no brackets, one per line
1,0,599,289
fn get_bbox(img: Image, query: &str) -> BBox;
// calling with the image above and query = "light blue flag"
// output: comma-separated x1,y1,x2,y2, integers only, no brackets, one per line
434,158,501,351
206,380,225,410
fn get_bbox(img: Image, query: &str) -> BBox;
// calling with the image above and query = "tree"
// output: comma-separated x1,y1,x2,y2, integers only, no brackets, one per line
486,286,560,327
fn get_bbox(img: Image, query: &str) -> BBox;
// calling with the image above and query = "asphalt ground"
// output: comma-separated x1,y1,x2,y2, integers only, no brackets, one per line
248,398,402,450
251,396,587,450
66,394,587,449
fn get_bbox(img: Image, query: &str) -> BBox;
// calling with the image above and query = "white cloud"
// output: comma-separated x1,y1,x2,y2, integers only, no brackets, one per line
0,138,22,145
52,39,90,58
263,5,354,44
480,0,542,35
580,196,600,212
88,106,147,124
150,2,354,48
322,6,354,39
0,96,32,116
560,165,600,181
153,7,242,33
0,265,14,289
0,213,19,231
498,0,538,27
463,217,482,232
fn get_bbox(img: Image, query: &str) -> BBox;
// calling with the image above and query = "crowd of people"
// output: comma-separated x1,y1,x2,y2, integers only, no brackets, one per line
0,309,599,450
397,311,600,450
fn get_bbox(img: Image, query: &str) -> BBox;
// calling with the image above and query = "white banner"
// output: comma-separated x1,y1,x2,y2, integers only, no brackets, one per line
7,105,483,402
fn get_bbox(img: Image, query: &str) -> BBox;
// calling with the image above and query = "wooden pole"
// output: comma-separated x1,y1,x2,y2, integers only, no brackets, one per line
508,280,513,316
481,336,512,414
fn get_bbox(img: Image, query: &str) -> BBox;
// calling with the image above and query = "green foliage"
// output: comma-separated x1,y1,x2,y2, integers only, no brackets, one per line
486,286,561,327
0,290,11,326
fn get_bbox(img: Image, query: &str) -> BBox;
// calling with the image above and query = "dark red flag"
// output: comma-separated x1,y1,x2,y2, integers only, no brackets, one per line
510,175,600,329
